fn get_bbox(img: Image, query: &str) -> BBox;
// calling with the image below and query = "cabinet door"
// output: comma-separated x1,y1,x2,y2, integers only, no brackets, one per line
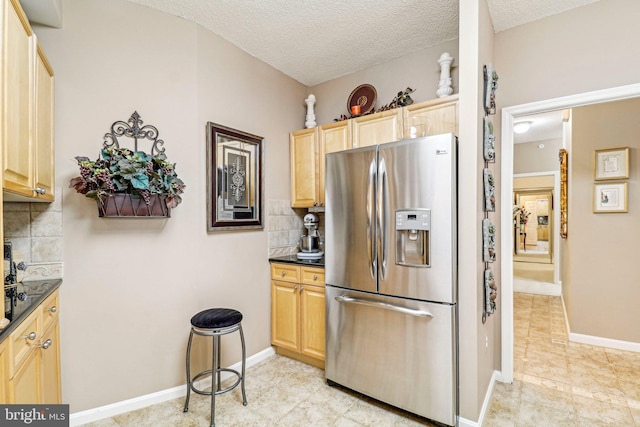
271,280,299,352
404,98,458,137
0,340,8,403
290,128,317,207
300,284,325,360
10,348,40,404
352,109,403,148
40,322,61,404
2,0,34,196
317,121,350,206
33,43,55,201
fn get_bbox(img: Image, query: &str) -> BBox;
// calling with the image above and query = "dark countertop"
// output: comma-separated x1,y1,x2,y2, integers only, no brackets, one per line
1,279,62,342
269,254,324,267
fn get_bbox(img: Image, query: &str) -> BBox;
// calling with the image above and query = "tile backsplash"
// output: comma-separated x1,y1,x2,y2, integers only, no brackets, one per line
266,199,325,258
3,187,63,266
267,199,304,258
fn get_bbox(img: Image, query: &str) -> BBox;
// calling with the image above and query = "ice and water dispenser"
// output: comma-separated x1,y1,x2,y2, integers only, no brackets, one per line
395,209,430,267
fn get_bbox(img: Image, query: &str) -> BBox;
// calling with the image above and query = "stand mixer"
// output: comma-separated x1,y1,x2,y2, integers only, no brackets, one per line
297,213,323,259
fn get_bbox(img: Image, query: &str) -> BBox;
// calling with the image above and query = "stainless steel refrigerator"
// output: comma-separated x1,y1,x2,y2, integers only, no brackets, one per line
325,133,457,426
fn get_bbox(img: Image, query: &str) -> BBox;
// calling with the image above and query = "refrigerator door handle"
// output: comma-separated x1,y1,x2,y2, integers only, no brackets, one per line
377,157,388,280
335,295,434,318
367,158,377,279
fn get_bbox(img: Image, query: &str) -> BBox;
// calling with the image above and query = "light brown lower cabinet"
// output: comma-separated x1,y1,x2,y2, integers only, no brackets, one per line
3,288,61,404
270,263,325,368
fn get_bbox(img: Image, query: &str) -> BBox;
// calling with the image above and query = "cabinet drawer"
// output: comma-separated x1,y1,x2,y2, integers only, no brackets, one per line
9,309,40,378
271,263,300,283
41,291,59,333
300,267,325,286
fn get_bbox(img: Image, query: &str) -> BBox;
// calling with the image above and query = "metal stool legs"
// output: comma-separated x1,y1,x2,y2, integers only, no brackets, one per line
183,323,247,427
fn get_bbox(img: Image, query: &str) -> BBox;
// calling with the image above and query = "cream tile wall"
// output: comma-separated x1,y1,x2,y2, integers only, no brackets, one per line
267,199,304,257
3,188,63,265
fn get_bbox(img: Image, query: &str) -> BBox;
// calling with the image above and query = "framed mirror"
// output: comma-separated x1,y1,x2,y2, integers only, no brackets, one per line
513,189,553,264
206,122,264,231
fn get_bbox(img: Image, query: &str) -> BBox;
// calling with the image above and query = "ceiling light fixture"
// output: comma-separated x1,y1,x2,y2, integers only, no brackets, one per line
513,121,532,134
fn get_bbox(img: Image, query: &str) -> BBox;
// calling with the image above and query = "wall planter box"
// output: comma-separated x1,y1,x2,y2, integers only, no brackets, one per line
97,194,170,218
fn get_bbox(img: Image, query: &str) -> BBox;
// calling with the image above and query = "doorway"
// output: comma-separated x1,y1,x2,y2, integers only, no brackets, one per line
499,82,640,384
513,189,553,264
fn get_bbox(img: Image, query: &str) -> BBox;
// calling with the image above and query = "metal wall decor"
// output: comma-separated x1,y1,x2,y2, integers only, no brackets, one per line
483,116,495,162
104,111,165,156
206,122,264,231
483,64,499,115
483,168,496,212
69,111,185,218
482,64,499,323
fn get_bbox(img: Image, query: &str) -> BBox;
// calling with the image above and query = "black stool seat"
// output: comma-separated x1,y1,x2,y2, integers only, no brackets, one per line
191,308,243,329
184,307,247,427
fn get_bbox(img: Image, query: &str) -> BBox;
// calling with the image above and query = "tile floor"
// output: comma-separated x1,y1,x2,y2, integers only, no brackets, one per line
81,293,640,426
485,293,640,426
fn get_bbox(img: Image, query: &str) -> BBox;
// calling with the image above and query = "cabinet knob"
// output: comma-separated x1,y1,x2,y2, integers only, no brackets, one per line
40,339,52,350
293,286,298,291
300,286,304,292
24,332,37,341
281,271,286,277
32,187,46,195
313,202,318,206
49,306,57,313
313,275,318,280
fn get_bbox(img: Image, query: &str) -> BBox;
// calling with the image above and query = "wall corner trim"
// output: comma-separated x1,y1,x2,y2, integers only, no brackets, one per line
459,370,499,427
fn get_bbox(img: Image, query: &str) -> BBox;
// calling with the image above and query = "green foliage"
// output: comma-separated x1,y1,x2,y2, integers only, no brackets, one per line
69,146,185,208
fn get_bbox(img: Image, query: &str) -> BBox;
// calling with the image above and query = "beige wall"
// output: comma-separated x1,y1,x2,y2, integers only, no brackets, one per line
495,0,640,108
514,175,555,190
34,0,306,412
514,139,562,174
566,98,640,342
309,40,459,126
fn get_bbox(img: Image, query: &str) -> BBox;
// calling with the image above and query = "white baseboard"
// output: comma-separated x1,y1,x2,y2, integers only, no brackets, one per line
513,278,560,296
69,347,275,426
560,295,640,353
457,370,498,427
569,333,640,353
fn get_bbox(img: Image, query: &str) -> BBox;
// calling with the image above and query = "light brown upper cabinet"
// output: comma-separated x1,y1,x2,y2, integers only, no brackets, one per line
403,94,459,137
317,121,350,206
290,121,351,208
289,96,458,208
290,128,317,208
2,0,55,201
351,108,403,148
2,0,33,197
33,43,55,202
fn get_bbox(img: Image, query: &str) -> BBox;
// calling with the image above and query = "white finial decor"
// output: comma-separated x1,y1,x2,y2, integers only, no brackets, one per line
436,52,454,98
305,94,316,128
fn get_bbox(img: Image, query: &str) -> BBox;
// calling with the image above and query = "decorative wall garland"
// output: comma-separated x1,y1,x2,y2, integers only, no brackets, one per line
482,64,499,324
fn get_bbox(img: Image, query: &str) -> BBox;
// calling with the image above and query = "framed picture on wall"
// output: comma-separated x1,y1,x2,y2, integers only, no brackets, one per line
594,147,629,180
206,122,264,231
593,182,628,213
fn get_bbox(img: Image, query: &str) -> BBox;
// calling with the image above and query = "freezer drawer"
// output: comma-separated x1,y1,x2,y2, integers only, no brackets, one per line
325,286,457,426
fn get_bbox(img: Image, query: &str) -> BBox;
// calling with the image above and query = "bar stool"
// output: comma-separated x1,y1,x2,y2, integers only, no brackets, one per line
183,308,247,427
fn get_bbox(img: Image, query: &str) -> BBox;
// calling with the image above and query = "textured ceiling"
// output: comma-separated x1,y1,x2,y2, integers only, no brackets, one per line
123,0,599,86
486,0,598,32
514,111,564,144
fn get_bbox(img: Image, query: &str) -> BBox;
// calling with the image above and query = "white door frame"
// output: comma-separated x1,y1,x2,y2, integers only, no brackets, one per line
499,83,640,383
